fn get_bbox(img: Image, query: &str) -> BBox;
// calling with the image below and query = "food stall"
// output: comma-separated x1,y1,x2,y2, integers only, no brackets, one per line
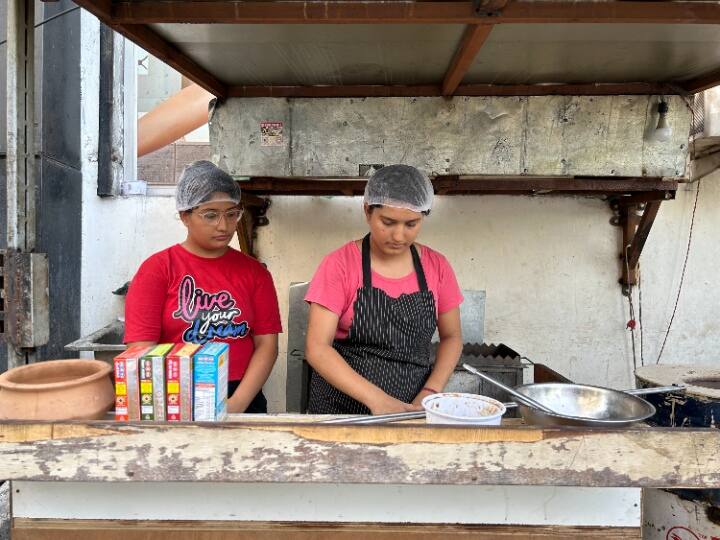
3,1,720,538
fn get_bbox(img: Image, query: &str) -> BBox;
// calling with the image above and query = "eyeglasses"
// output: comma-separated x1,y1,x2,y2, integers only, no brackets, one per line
193,207,244,226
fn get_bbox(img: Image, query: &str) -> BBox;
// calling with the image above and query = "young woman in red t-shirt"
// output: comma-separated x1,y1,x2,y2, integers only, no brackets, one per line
124,161,282,413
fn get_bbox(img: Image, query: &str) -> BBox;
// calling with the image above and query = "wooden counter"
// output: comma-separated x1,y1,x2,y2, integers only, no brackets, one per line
3,416,718,539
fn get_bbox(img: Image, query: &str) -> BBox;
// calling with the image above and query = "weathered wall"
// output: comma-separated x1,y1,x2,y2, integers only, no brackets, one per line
212,96,689,177
2,1,83,367
78,11,188,338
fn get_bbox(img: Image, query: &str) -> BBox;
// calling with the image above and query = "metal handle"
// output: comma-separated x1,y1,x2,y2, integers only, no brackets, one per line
321,411,426,424
462,363,556,414
624,385,686,396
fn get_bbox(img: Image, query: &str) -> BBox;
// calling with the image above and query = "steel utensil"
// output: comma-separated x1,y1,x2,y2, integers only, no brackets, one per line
514,382,656,428
318,385,685,425
462,363,556,414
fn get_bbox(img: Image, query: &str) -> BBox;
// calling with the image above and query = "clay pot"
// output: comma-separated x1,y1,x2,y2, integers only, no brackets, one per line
0,359,114,420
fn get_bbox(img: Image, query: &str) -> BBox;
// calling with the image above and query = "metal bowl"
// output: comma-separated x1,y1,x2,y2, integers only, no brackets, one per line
514,382,656,428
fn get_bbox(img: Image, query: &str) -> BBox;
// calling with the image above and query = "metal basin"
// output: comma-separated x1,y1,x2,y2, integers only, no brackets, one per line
515,382,656,428
64,320,126,363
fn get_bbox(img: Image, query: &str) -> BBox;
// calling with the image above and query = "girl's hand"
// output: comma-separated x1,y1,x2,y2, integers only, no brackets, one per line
411,387,437,408
369,393,421,415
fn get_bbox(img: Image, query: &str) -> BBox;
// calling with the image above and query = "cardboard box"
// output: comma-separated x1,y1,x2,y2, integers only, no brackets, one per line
193,342,229,421
140,343,173,421
113,345,151,421
166,343,201,421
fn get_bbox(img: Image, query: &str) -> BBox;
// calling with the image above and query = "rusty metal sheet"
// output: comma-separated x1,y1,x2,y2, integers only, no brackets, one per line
5,250,49,349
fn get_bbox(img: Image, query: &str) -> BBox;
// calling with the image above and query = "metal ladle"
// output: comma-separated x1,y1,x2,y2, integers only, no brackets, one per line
461,363,557,414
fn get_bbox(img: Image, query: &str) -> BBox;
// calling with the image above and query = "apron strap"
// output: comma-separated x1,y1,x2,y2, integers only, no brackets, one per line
410,243,429,292
361,234,373,289
362,234,429,292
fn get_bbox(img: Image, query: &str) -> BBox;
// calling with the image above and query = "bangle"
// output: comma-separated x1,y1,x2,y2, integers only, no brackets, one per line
422,386,439,394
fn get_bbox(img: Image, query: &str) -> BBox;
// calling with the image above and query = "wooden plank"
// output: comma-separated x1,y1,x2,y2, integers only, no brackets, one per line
70,0,227,97
227,83,684,98
626,200,661,270
112,24,227,98
110,0,720,24
442,25,495,96
621,205,642,287
11,519,642,540
0,421,719,487
235,176,678,197
681,68,720,94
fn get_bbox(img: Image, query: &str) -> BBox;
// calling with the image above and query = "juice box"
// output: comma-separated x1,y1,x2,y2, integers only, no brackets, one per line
166,343,201,421
113,345,151,421
193,342,229,421
140,343,173,421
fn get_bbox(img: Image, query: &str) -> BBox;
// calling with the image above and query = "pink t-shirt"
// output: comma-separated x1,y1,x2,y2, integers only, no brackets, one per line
305,241,464,339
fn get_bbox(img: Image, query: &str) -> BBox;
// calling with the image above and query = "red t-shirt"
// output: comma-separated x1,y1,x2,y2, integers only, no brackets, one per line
124,244,282,380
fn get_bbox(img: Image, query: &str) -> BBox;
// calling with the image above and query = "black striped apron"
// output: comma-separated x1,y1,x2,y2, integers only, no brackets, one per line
307,234,437,414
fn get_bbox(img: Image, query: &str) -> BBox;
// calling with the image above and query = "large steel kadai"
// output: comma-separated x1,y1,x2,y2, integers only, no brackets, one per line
512,382,659,428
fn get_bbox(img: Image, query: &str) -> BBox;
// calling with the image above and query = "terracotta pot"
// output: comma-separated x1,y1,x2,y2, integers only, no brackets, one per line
0,359,114,420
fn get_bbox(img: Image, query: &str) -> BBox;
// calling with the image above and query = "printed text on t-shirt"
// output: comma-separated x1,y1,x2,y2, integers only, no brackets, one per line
172,275,250,344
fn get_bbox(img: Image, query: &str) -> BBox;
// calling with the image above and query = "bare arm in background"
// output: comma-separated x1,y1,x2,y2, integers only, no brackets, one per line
137,84,214,157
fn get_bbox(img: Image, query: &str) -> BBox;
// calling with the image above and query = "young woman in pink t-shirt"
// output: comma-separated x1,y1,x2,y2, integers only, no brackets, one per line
124,161,282,414
305,165,464,415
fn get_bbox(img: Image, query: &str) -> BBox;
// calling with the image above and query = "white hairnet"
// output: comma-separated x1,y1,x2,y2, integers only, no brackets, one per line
175,160,241,211
363,165,433,213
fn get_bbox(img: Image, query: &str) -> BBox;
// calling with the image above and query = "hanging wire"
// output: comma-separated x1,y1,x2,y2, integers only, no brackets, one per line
638,267,645,367
654,94,703,365
655,180,701,365
0,6,81,47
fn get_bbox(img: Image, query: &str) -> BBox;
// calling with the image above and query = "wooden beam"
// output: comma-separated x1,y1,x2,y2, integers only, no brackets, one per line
236,176,678,197
681,68,720,95
227,82,685,98
11,519,642,540
113,24,227,98
110,1,720,25
626,200,662,270
442,24,494,96
620,204,642,287
70,0,227,97
1,421,719,487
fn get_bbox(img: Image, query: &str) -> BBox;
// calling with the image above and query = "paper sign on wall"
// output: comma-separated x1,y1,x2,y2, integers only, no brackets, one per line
260,121,284,147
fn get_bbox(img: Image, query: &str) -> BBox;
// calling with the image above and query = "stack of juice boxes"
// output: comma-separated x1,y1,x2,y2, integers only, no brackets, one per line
113,342,229,422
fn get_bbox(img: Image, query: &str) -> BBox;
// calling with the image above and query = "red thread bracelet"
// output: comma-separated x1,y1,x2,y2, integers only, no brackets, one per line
422,386,439,394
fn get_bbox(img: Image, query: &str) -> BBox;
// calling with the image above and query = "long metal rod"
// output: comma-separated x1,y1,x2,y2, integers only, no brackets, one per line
6,0,35,251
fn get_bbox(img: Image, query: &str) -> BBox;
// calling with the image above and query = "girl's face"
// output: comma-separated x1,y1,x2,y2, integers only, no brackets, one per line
180,194,242,255
364,204,424,256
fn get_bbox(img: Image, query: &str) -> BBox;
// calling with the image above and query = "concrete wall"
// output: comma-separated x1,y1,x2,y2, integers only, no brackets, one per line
212,96,690,177
79,11,188,337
